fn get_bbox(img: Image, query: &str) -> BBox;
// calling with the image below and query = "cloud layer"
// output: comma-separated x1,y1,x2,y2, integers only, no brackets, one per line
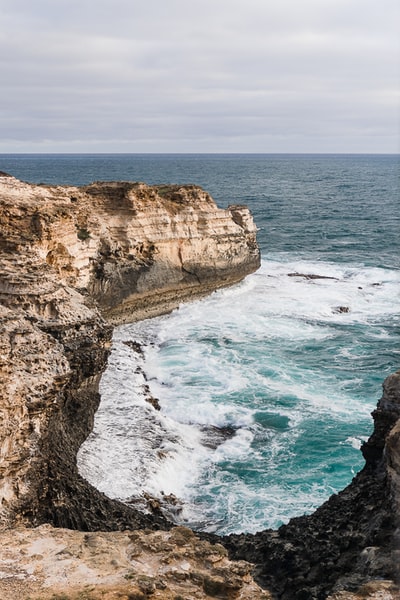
1,0,399,152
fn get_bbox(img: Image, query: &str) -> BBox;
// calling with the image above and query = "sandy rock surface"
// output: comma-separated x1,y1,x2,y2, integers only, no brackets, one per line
0,524,271,600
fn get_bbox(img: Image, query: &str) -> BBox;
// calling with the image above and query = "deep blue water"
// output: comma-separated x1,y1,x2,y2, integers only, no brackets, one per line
2,154,399,534
1,153,398,265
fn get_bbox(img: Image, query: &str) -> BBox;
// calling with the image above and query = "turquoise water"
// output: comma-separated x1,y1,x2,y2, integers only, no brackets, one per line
1,154,399,534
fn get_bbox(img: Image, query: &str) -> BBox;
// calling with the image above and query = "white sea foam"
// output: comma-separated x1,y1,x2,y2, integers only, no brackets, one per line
77,341,212,502
78,255,399,534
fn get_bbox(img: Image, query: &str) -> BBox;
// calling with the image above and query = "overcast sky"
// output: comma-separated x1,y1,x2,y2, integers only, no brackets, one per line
1,0,399,153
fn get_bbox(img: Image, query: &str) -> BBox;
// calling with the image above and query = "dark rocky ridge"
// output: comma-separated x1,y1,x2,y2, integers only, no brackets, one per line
222,371,400,599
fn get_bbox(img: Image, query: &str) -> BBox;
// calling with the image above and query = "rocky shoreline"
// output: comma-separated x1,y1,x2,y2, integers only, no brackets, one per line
0,173,399,599
223,371,400,599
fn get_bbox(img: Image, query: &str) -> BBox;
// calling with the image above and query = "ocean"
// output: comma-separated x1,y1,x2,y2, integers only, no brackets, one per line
2,153,399,535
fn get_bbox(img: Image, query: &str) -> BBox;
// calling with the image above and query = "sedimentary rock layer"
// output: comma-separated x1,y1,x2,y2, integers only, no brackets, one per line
0,173,260,529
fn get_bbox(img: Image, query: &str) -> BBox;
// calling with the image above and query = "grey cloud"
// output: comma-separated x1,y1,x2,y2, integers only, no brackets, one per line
0,0,398,152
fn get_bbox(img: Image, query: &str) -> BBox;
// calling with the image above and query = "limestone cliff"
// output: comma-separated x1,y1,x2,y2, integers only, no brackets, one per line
0,173,259,529
0,174,259,323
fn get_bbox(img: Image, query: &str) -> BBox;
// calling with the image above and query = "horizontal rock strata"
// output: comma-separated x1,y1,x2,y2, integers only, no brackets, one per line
0,173,259,530
0,175,259,324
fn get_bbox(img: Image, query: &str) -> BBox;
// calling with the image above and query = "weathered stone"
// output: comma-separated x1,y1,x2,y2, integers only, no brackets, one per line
0,525,270,600
0,174,259,530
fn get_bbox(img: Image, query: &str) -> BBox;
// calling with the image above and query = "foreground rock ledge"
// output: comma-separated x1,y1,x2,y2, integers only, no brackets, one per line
0,174,399,599
0,524,271,600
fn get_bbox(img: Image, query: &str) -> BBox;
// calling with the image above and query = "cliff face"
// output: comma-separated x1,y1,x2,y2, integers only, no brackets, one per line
87,183,260,323
0,173,260,529
0,174,259,323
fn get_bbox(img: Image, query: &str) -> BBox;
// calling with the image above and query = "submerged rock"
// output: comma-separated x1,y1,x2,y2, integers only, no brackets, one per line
200,424,238,449
287,272,339,280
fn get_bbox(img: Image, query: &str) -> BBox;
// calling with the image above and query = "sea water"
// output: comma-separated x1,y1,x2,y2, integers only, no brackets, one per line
1,153,399,534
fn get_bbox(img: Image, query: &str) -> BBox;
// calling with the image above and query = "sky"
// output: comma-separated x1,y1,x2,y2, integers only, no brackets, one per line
1,0,399,153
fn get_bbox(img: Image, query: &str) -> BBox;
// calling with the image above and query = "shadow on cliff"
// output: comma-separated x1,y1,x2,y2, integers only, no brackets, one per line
16,318,171,534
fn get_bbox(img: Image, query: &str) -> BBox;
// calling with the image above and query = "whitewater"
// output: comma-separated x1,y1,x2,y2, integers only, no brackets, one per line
1,153,398,535
77,254,399,534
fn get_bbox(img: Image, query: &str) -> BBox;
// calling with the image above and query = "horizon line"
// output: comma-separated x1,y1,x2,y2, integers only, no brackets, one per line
0,151,399,156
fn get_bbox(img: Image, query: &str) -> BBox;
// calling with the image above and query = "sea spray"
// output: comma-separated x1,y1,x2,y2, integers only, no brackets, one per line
78,256,399,534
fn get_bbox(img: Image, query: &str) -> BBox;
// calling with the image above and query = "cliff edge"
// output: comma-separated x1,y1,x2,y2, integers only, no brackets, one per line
0,173,260,530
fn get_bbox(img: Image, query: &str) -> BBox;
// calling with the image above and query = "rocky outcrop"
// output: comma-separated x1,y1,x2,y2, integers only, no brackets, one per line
0,173,259,529
0,524,271,600
223,371,400,599
0,175,259,324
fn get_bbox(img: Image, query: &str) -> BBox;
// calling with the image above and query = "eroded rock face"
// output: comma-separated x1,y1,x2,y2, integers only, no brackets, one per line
0,173,259,529
0,174,259,322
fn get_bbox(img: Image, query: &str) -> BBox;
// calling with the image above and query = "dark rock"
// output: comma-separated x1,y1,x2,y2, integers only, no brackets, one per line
200,424,238,449
287,273,339,281
146,395,161,411
223,371,400,599
122,339,144,354
333,306,350,313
